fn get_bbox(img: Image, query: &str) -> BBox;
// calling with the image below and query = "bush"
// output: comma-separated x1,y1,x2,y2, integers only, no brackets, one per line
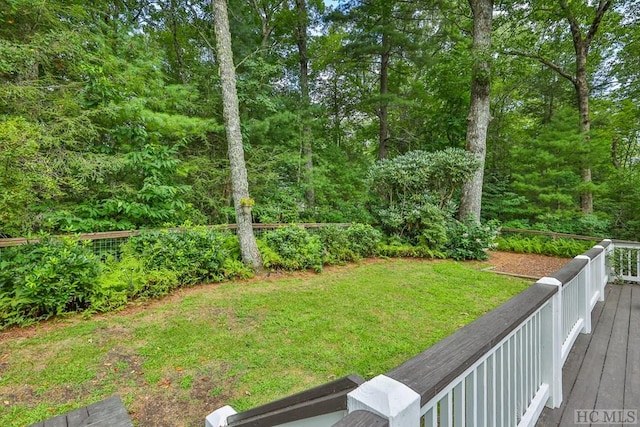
445,219,499,261
314,224,383,265
0,237,101,327
263,226,323,272
124,226,250,285
345,224,383,257
91,255,180,312
315,225,359,265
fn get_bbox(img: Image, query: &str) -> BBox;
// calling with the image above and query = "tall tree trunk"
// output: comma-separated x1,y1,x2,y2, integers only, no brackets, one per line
212,0,262,271
561,0,611,214
459,0,492,222
170,0,186,83
378,31,390,160
295,0,314,208
575,57,593,213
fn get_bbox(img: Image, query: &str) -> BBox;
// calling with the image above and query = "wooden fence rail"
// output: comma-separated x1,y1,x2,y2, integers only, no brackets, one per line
498,227,603,242
0,223,351,250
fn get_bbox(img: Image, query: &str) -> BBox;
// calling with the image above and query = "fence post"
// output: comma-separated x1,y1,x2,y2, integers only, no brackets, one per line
205,405,237,427
346,375,421,427
575,255,592,334
538,277,563,408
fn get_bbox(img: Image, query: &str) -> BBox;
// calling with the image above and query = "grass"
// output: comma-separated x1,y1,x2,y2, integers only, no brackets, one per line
0,259,530,427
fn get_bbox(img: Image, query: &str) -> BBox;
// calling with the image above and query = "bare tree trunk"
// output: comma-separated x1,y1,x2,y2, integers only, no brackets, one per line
378,31,390,160
459,0,492,222
575,62,593,213
295,0,314,208
170,0,186,83
212,0,262,271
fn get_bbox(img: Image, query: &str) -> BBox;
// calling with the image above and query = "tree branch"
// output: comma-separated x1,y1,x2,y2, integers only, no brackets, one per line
586,0,612,45
559,0,583,54
502,50,576,85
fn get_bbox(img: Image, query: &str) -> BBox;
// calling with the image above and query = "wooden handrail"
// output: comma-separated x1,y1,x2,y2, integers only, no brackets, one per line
226,375,363,427
385,282,558,407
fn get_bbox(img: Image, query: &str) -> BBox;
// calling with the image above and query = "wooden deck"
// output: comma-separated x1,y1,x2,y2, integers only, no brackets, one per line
537,284,640,426
28,395,133,427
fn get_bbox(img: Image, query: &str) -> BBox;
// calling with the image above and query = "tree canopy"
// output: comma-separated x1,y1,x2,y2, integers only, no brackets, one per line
1,0,639,239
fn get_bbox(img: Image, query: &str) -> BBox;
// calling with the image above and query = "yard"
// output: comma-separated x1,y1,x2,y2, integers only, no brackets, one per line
0,258,530,427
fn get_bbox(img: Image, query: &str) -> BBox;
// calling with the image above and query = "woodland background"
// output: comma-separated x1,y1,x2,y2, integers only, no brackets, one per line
1,0,639,240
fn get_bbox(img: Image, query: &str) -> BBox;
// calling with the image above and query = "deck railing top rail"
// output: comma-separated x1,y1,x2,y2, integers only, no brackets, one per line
385,282,557,407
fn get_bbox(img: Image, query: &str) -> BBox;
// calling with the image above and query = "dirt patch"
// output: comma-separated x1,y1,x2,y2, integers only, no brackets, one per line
129,371,233,427
484,251,570,279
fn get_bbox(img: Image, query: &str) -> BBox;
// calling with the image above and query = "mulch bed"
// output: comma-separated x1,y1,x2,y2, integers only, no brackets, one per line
485,251,571,280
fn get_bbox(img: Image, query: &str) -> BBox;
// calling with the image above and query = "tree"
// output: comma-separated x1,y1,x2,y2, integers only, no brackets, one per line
502,0,615,214
458,0,493,222
212,0,263,271
295,0,315,208
330,0,424,159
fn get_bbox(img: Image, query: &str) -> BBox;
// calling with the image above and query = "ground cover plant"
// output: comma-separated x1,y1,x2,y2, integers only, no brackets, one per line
495,234,596,258
0,259,529,427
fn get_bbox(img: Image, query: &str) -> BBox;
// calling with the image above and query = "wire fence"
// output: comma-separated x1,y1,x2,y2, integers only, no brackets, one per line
0,223,352,259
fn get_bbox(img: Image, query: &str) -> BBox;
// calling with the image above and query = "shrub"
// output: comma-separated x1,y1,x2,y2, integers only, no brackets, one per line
345,224,383,257
0,237,101,327
445,219,499,261
124,226,249,284
315,225,359,265
263,226,323,272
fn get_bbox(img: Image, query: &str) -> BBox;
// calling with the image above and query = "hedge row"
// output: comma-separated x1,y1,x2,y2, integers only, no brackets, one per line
0,221,500,329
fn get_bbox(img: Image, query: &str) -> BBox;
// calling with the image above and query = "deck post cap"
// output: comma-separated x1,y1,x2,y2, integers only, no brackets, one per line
205,405,237,427
347,375,420,427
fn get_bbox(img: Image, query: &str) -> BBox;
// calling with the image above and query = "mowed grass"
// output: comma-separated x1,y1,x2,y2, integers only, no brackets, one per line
0,259,530,427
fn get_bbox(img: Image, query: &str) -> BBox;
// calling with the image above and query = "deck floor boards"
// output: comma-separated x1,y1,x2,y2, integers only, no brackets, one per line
537,284,640,426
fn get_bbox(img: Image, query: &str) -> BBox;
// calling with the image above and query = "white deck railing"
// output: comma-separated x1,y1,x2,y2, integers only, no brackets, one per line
613,241,640,283
419,302,547,427
207,238,634,427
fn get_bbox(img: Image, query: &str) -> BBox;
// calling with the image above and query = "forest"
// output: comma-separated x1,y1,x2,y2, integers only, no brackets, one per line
1,0,639,242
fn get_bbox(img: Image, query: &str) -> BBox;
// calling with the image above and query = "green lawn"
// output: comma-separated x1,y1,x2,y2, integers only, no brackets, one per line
0,259,529,427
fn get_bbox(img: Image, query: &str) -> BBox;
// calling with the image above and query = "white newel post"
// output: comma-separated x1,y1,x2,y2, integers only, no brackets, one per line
575,255,592,334
205,405,237,427
601,239,613,293
346,375,421,427
538,277,563,408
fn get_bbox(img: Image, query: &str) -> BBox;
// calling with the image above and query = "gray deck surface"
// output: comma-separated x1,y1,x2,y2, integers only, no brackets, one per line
28,395,132,427
537,284,640,426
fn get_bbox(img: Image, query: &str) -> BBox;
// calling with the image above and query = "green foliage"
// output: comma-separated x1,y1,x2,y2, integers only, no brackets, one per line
91,255,180,312
495,235,595,258
445,219,500,261
378,244,446,259
0,258,528,427
315,225,359,264
369,148,479,246
262,226,324,272
369,148,480,210
124,227,251,285
345,224,383,258
0,238,101,327
315,224,383,264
